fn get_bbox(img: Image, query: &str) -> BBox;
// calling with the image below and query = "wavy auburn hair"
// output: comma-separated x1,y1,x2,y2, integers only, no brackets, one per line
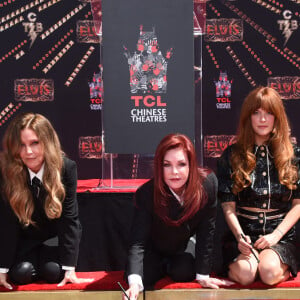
231,86,298,194
154,133,208,226
1,113,65,225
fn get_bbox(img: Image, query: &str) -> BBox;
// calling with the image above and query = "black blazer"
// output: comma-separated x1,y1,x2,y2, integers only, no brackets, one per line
0,157,81,269
126,172,218,277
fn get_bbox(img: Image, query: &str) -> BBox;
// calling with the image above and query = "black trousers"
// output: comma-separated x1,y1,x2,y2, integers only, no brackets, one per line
9,243,64,285
143,239,196,288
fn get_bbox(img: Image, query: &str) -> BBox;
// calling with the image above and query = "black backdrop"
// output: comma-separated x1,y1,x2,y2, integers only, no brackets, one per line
0,0,299,179
202,0,300,171
0,0,102,179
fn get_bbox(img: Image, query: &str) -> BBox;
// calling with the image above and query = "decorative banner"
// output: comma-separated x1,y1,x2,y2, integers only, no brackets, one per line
202,1,300,174
88,66,103,111
0,1,102,179
268,76,300,99
76,20,100,43
14,78,54,102
205,18,243,42
79,136,103,159
102,0,194,154
204,135,236,158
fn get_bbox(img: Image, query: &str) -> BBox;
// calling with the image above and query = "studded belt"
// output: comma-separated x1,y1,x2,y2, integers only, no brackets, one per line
236,207,287,221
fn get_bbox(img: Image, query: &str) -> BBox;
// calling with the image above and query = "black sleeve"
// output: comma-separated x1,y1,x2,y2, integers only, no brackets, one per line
292,146,300,199
126,180,153,278
195,172,217,275
217,145,238,203
0,193,19,269
57,157,82,267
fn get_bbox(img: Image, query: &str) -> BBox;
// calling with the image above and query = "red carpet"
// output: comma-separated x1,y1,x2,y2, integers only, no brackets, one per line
154,272,300,289
0,271,128,292
1,271,300,292
77,179,148,193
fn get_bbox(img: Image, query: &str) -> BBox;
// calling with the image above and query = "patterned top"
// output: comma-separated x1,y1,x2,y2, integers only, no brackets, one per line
217,144,300,210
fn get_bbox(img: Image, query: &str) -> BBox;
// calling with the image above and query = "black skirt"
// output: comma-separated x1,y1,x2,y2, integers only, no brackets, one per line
222,209,298,277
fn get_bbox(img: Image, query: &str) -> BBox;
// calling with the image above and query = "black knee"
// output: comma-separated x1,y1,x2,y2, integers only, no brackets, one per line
143,251,165,287
169,253,195,282
40,261,63,283
9,262,37,285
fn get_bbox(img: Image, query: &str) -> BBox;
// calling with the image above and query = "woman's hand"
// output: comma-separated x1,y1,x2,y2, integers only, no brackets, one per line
237,234,253,256
197,277,235,289
123,283,140,300
57,270,94,286
254,231,281,249
0,272,12,290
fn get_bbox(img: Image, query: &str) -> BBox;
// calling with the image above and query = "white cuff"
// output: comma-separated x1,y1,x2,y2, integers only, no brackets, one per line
62,266,75,271
196,273,210,281
0,268,9,273
128,274,144,291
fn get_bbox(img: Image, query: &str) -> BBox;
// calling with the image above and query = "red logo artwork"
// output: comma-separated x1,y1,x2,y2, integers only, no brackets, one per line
14,79,54,102
204,135,236,158
77,20,100,43
205,19,243,42
268,76,300,99
79,136,103,159
124,25,173,94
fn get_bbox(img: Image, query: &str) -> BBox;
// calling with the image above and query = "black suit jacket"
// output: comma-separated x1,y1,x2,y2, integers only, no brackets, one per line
0,157,81,269
126,172,218,277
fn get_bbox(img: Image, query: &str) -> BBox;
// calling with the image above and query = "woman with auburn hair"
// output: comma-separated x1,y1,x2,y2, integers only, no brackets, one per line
123,133,233,300
218,86,300,286
0,113,92,289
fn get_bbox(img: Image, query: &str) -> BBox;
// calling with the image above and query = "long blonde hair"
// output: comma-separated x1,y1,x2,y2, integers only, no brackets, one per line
231,86,298,194
1,113,65,225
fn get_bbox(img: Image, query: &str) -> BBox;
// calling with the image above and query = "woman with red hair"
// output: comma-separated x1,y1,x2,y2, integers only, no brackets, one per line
123,133,233,300
218,86,300,286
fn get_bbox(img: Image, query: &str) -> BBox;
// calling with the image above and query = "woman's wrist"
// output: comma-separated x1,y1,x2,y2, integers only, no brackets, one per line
196,274,210,281
236,232,244,241
128,274,144,291
274,227,284,237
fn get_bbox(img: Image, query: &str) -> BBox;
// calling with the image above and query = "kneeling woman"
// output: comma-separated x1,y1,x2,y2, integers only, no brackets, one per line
0,113,91,289
218,87,300,286
123,133,233,300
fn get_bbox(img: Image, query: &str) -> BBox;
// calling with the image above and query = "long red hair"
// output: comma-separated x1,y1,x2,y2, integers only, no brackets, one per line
231,86,298,194
154,133,208,226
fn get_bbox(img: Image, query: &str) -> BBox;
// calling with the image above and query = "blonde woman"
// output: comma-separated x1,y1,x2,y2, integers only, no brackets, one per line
218,87,300,286
0,113,91,289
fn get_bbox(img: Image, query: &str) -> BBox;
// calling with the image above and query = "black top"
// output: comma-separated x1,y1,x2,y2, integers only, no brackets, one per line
217,143,300,209
126,172,218,277
0,156,81,269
